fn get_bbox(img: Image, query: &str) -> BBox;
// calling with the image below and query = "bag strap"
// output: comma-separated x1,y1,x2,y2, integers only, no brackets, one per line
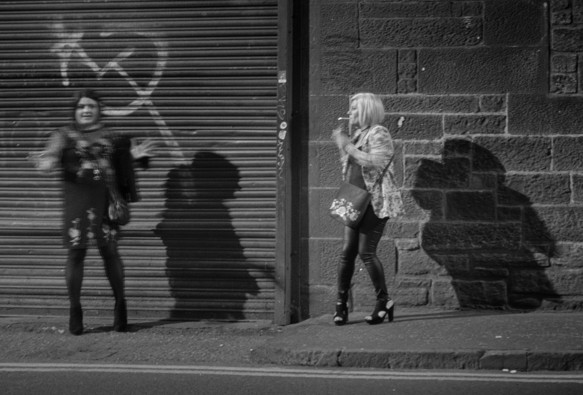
372,156,393,187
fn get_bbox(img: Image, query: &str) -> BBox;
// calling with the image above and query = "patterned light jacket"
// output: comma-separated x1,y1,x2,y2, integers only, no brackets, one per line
40,124,144,203
341,125,404,219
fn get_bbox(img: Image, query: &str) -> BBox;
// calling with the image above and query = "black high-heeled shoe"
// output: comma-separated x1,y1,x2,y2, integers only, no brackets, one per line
333,302,348,326
113,300,127,332
365,299,394,325
69,304,83,336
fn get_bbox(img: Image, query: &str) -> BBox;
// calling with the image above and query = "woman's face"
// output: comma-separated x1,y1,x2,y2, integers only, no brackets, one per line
75,97,100,128
347,100,359,127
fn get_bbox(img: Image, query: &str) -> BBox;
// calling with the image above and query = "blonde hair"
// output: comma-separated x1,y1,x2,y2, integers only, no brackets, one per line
349,92,385,128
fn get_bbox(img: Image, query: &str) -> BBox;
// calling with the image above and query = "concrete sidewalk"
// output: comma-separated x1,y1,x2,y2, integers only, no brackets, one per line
250,309,583,372
1,309,583,372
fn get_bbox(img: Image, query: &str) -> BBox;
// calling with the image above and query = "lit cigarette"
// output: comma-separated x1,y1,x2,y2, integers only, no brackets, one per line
338,117,349,121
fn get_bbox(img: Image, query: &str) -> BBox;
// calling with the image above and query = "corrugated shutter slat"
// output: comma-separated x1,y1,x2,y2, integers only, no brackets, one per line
0,0,278,321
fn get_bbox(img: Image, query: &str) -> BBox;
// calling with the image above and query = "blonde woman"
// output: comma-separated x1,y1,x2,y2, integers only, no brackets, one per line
331,92,403,325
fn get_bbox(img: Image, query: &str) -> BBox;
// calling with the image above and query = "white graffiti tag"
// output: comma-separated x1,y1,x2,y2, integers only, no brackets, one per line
50,22,184,159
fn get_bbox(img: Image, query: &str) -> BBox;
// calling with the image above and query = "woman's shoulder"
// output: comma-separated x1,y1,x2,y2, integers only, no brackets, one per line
370,124,389,134
368,124,391,142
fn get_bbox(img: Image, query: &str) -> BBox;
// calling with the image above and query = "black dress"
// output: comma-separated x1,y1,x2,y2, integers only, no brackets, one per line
52,125,139,249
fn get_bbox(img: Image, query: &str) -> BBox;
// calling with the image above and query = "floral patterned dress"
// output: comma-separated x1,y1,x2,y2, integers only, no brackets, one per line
46,125,120,249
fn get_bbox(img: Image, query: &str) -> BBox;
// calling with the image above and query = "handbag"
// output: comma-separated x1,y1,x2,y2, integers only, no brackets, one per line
107,187,130,226
329,183,371,228
329,158,393,228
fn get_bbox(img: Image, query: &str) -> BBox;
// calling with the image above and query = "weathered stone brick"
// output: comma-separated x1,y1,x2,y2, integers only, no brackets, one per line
575,0,583,23
444,115,506,135
510,269,559,294
398,248,440,275
473,136,552,172
386,114,442,140
361,18,482,48
397,79,417,94
399,49,416,63
432,279,460,308
310,188,343,239
383,95,479,113
308,285,336,317
321,50,397,94
480,95,506,113
485,0,547,46
453,279,508,307
469,172,498,190
445,191,496,221
431,254,471,277
398,63,417,79
311,95,349,141
401,189,443,222
530,206,583,242
396,277,432,289
360,1,481,18
419,48,546,94
473,267,510,279
552,243,583,268
315,238,343,285
404,141,443,156
553,27,583,51
392,140,405,187
551,11,573,25
509,295,546,309
573,174,583,203
471,251,543,269
509,94,583,135
502,173,571,205
546,269,583,295
394,287,429,307
422,223,522,251
497,206,522,222
405,156,471,189
551,0,571,12
451,1,483,17
385,222,420,239
551,73,578,94
523,206,557,246
551,53,578,73
314,143,343,188
554,137,583,171
321,3,358,49
443,138,473,157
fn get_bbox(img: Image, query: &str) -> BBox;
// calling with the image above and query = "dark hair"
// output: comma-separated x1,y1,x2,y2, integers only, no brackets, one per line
71,89,102,120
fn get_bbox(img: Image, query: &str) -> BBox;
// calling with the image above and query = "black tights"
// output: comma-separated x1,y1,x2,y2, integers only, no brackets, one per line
66,244,126,307
337,206,389,303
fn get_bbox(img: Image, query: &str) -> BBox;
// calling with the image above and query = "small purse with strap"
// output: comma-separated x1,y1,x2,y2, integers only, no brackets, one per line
329,159,392,228
107,185,130,226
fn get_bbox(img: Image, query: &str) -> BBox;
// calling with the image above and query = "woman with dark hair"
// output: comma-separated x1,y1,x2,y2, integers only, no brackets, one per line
31,90,156,335
331,92,403,325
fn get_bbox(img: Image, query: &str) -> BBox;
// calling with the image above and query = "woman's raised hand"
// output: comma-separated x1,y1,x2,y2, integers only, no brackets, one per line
130,138,159,160
332,126,350,150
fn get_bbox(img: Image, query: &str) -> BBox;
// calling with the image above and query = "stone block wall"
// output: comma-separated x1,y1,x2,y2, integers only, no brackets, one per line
307,0,583,315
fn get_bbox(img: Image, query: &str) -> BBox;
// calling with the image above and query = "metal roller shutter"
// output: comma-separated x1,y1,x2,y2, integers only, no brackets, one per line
0,0,278,321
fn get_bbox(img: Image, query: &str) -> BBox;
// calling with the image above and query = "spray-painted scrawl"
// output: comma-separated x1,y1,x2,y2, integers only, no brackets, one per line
50,22,183,159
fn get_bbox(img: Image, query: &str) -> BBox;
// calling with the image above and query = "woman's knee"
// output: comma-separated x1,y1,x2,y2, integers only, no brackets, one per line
358,251,377,265
67,248,87,264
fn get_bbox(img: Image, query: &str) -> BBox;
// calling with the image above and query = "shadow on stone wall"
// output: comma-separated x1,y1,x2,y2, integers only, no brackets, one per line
410,139,560,309
155,151,259,320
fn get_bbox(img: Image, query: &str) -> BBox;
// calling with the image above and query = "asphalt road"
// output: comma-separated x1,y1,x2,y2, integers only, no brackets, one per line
3,363,583,395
